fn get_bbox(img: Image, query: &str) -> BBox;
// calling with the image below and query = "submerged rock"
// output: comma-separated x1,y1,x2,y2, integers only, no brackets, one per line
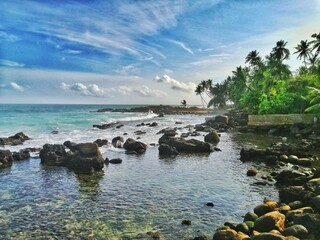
158,144,179,157
159,135,211,153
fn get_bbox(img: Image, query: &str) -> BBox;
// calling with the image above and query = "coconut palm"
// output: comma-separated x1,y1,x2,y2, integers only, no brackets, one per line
271,40,290,62
294,40,312,66
245,50,262,68
181,99,186,107
311,32,320,58
207,81,228,108
195,84,206,108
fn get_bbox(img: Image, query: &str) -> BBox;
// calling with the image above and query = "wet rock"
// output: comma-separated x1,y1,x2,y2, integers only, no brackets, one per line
288,201,303,210
276,169,312,186
251,233,286,240
311,195,320,211
112,136,124,148
215,115,229,125
175,121,183,124
0,150,14,168
279,186,315,203
0,132,30,146
93,122,116,129
158,144,179,157
12,149,30,161
240,148,266,162
204,130,220,143
159,135,211,153
247,167,258,176
158,113,164,117
292,213,320,234
206,202,214,207
193,235,209,240
94,139,108,147
235,222,250,234
254,202,278,217
157,127,177,136
244,211,258,222
51,130,59,134
282,224,308,238
181,220,191,225
254,211,285,232
40,144,67,166
149,122,158,127
146,231,160,239
63,141,77,151
116,124,124,129
123,138,147,154
108,158,122,164
212,229,238,240
135,130,146,135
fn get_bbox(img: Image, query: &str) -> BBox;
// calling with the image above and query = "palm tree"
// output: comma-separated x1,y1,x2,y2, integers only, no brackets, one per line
181,99,186,107
207,81,228,108
195,84,206,108
200,80,211,98
294,40,312,66
311,32,320,59
271,40,290,62
245,50,262,68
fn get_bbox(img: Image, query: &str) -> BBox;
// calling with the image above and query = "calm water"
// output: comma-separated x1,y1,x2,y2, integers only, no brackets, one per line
0,104,279,239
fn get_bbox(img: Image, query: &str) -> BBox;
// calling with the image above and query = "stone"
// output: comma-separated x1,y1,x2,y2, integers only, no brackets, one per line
76,143,100,157
286,207,314,221
12,149,30,161
212,229,238,240
0,132,30,146
193,235,209,240
279,155,289,162
94,139,108,147
181,220,191,225
254,211,285,232
108,158,122,164
244,211,258,222
282,224,308,238
288,201,303,210
112,136,124,148
206,202,214,207
63,141,77,151
0,150,14,168
204,130,220,143
215,115,229,125
157,127,177,136
292,213,320,234
40,144,67,166
247,168,258,176
240,148,266,162
123,138,147,154
252,233,286,240
116,124,124,129
254,202,278,217
235,222,250,234
279,186,314,203
158,144,179,157
276,169,311,186
146,231,160,239
311,195,320,211
149,122,158,127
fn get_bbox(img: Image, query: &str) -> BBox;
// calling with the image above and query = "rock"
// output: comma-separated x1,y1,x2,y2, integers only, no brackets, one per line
247,167,258,176
0,150,14,168
252,233,286,240
146,231,160,239
63,141,77,151
51,130,59,134
116,124,124,129
125,150,138,155
40,144,67,166
206,202,214,207
204,130,220,143
0,132,30,146
240,148,266,162
93,122,115,129
254,211,285,232
215,115,229,125
279,155,289,162
158,144,179,157
292,213,320,234
180,133,189,138
159,135,211,153
276,169,311,186
244,211,258,222
12,149,30,161
288,155,299,163
295,158,313,166
282,224,308,238
123,138,147,154
175,121,183,124
158,113,164,117
235,222,250,234
94,139,108,147
254,202,278,217
279,186,314,203
212,229,238,240
181,220,191,225
288,201,303,210
157,127,177,136
64,143,104,173
265,155,278,165
108,158,122,164
149,122,158,127
193,235,209,240
112,136,124,148
311,195,320,211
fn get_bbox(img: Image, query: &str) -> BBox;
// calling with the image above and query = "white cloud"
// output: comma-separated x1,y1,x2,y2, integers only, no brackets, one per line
10,82,24,92
0,31,20,42
63,49,82,54
155,74,197,92
0,59,25,67
167,39,194,55
60,82,105,97
134,85,167,97
117,86,133,95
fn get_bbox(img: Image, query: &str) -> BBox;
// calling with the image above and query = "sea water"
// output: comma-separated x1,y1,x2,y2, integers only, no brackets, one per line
0,104,279,239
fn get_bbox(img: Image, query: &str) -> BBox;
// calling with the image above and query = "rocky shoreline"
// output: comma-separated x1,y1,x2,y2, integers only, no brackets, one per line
1,112,320,239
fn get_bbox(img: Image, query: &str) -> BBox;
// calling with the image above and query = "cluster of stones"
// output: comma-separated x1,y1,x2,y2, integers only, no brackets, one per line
0,132,30,146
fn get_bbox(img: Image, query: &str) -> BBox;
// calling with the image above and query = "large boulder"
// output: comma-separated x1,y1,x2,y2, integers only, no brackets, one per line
123,138,147,154
240,148,266,162
112,136,124,148
159,135,211,153
158,144,179,157
0,132,30,146
254,211,285,232
0,150,14,168
40,144,67,166
276,169,312,186
252,233,286,240
12,149,30,161
282,224,309,238
204,130,220,143
64,143,104,173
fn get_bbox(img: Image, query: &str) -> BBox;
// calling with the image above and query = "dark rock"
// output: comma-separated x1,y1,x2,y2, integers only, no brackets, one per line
108,158,122,164
213,229,238,240
149,122,158,127
0,132,30,146
63,141,77,151
247,167,258,176
104,157,109,164
215,115,229,125
265,155,278,165
123,138,147,154
158,113,164,117
192,235,209,240
0,150,14,168
40,144,67,166
125,150,138,155
159,135,211,153
175,121,183,124
235,222,250,234
254,202,278,217
93,122,116,129
181,220,191,225
146,231,160,239
158,144,179,157
94,139,108,147
135,130,147,135
12,149,30,161
240,148,266,162
279,186,315,204
282,224,309,238
244,211,258,222
292,213,320,234
311,195,320,211
206,202,214,207
254,211,285,232
288,201,304,210
51,130,59,134
252,233,286,240
204,130,220,143
112,136,124,148
276,169,312,186
116,124,124,129
213,146,222,151
157,127,177,136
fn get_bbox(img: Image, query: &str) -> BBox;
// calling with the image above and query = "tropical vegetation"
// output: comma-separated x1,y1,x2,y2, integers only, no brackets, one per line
195,32,320,115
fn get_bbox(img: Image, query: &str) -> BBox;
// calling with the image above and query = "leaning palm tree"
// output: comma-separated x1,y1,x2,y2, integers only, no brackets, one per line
195,84,206,108
310,32,320,59
245,50,262,68
294,40,312,66
271,40,290,62
207,81,228,109
200,80,211,98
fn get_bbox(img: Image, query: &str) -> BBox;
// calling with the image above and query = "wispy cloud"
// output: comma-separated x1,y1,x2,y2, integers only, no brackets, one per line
10,82,24,92
134,85,167,97
155,74,196,92
0,59,25,67
63,49,82,55
167,39,194,55
60,82,105,97
0,31,20,42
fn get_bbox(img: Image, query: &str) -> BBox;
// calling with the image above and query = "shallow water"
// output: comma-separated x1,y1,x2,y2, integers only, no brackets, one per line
0,105,279,239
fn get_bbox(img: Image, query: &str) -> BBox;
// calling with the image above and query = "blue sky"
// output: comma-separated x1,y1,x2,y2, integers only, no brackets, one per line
0,0,319,104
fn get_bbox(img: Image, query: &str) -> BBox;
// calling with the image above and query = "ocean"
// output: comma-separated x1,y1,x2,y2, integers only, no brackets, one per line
0,104,279,239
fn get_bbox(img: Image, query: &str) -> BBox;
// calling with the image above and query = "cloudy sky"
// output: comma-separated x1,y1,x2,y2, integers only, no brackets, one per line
0,0,319,105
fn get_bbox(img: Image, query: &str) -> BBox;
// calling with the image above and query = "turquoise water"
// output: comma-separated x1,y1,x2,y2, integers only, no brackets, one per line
0,104,279,239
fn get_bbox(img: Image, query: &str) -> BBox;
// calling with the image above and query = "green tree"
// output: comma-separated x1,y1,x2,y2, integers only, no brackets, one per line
271,40,290,61
195,84,206,108
207,81,228,108
294,40,312,66
311,32,320,59
245,50,262,68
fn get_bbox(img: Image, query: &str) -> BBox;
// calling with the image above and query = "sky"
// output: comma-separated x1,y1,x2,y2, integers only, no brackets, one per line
0,0,319,105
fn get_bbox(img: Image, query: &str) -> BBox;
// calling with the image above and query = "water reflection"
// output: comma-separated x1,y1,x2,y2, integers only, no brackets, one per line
76,171,104,200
